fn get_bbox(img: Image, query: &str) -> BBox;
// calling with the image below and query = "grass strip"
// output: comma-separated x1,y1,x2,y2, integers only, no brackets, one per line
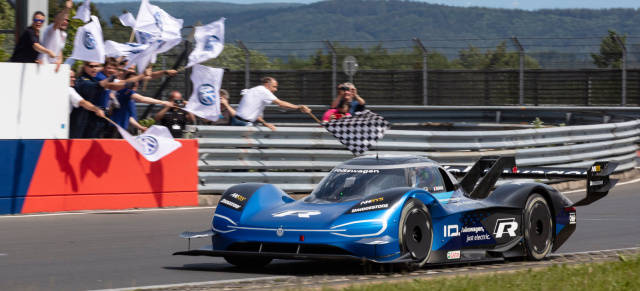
331,253,640,291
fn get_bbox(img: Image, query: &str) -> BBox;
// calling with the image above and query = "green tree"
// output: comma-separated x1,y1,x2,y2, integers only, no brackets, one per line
452,41,540,69
591,29,626,68
0,0,15,61
202,43,272,70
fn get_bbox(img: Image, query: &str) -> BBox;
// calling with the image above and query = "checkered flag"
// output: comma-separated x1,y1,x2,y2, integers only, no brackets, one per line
324,110,390,156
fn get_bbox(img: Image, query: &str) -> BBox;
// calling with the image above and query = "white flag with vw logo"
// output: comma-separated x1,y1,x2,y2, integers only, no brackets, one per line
119,12,136,27
134,0,183,40
124,40,162,74
184,64,224,122
116,124,182,162
104,41,149,59
186,18,225,68
69,16,105,63
73,0,92,23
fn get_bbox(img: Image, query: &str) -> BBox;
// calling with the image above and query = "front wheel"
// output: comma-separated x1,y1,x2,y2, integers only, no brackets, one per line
523,193,553,260
398,199,433,270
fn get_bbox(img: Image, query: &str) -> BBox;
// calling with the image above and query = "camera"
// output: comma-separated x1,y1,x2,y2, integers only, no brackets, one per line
173,99,184,107
339,86,350,91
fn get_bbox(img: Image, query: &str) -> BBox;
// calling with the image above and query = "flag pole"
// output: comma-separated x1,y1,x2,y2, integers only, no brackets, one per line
142,63,153,90
129,30,135,42
103,116,119,127
307,112,322,125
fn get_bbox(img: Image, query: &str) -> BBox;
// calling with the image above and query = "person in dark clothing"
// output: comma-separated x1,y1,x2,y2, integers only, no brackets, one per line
70,62,147,138
154,91,195,138
10,11,56,63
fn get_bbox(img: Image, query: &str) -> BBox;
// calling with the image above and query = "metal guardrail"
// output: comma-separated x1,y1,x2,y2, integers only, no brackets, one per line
138,104,640,126
196,119,640,194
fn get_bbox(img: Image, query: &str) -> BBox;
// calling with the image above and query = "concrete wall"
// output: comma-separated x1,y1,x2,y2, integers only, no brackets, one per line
0,139,199,215
2,63,69,139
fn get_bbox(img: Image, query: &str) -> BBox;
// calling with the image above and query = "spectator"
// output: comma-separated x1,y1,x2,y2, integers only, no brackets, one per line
68,70,105,119
204,89,236,125
106,72,173,138
322,100,352,122
70,61,147,138
330,82,366,115
154,91,196,138
231,77,311,131
10,11,56,63
38,0,72,72
97,57,121,117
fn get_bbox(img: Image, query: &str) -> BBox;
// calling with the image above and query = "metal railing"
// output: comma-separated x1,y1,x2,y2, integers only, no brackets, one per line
196,119,640,194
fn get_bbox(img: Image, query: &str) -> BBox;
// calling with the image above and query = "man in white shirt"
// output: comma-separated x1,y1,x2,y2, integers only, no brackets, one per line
231,77,311,131
39,0,72,71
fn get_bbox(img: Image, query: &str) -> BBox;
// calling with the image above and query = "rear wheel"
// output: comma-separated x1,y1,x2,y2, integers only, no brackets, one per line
224,256,272,268
398,199,433,270
523,193,553,260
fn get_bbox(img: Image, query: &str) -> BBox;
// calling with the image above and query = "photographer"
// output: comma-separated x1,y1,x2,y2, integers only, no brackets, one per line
155,91,195,138
330,82,366,115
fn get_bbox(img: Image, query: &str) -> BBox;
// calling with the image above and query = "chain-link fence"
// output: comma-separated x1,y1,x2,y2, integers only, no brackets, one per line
4,28,640,110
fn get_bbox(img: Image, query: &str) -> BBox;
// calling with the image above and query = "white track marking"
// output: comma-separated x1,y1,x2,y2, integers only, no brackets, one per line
92,247,640,291
88,276,294,291
557,246,640,255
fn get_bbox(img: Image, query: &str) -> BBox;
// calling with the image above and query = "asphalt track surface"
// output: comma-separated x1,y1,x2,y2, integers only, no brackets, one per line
1,180,639,291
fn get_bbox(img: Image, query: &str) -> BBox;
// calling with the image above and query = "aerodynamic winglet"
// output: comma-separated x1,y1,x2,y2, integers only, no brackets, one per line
571,161,619,207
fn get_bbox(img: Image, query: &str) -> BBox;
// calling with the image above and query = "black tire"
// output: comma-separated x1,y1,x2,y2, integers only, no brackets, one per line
523,193,553,260
398,199,433,270
223,256,272,268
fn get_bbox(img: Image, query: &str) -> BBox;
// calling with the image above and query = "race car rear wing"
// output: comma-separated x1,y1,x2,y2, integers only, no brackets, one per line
444,156,618,206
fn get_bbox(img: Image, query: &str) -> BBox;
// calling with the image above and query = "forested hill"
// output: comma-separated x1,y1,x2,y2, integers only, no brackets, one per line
96,0,640,40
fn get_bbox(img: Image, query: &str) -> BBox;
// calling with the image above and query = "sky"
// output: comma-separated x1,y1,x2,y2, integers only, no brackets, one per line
91,0,640,11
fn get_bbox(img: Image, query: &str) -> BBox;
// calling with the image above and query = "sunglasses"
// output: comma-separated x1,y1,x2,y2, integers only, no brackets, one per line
33,19,44,23
64,19,70,22
86,64,99,68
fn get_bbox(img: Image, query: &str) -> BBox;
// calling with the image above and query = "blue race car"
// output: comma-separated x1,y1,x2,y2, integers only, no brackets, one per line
174,155,617,269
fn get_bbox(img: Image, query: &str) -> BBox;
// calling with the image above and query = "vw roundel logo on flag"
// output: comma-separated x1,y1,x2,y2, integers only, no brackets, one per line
135,135,159,155
204,35,221,51
138,31,151,44
154,12,163,31
197,84,216,105
84,31,96,49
